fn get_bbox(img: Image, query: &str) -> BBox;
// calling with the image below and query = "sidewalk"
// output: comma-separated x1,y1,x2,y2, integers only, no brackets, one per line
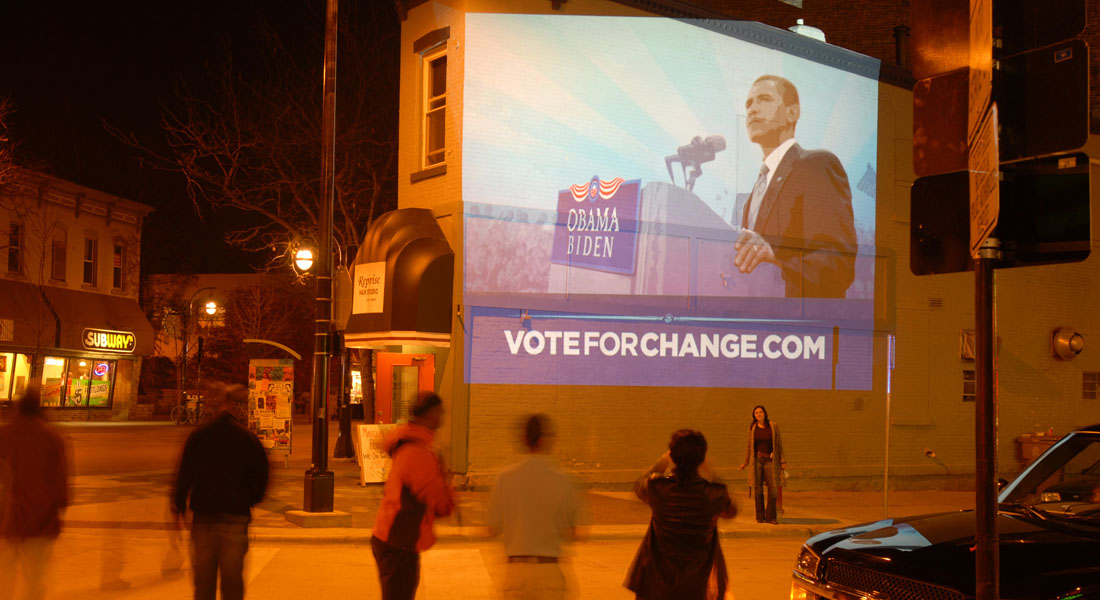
63,443,973,544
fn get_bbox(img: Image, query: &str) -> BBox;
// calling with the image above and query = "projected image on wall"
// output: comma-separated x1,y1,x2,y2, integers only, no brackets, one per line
462,14,881,390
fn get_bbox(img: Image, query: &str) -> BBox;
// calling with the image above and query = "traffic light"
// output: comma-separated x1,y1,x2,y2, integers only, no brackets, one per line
910,0,1090,275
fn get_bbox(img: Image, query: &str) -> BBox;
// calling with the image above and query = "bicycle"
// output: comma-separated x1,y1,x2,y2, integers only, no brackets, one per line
171,400,210,425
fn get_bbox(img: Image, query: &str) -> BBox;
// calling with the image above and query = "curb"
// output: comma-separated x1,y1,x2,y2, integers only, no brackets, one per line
61,522,842,545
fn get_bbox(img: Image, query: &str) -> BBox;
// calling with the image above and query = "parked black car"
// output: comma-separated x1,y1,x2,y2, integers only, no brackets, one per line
791,425,1100,600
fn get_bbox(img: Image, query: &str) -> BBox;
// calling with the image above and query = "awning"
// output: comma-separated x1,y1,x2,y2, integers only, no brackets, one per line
345,208,454,348
40,287,155,355
0,280,58,349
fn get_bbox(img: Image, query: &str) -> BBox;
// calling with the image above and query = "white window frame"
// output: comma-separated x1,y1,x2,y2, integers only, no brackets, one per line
421,46,447,169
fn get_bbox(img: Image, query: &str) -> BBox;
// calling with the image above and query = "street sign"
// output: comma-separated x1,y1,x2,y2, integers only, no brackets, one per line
968,0,992,143
994,40,1089,162
969,106,999,257
993,0,1086,58
913,69,968,178
911,172,971,275
997,152,1091,267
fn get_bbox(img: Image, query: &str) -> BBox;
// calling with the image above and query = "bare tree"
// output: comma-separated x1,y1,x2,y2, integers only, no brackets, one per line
107,3,399,268
0,96,15,188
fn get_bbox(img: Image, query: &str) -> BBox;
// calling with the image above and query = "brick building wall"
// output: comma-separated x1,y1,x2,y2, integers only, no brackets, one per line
398,0,1100,488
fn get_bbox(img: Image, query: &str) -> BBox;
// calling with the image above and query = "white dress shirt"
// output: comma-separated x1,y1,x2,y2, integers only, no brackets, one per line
487,454,583,558
745,137,797,230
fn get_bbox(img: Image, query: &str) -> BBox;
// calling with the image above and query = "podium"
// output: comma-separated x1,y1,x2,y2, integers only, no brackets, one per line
547,181,785,311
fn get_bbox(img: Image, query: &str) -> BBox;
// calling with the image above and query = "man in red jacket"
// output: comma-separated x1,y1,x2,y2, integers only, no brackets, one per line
0,382,69,600
371,392,456,600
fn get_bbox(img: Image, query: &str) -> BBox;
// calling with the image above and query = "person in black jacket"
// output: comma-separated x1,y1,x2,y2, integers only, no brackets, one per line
172,383,268,600
624,430,737,600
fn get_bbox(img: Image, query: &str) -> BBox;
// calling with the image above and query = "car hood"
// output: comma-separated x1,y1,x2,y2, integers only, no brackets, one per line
806,510,1100,599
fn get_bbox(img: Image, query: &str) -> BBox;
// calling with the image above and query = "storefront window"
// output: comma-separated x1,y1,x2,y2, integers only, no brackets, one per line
41,356,67,407
5,353,31,402
64,358,115,407
0,353,29,402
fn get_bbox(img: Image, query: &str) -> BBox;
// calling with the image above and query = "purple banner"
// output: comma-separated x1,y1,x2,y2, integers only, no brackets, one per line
466,306,872,390
550,176,641,274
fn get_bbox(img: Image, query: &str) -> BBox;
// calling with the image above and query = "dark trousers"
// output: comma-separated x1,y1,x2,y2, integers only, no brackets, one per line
371,535,420,600
753,457,778,522
191,513,249,600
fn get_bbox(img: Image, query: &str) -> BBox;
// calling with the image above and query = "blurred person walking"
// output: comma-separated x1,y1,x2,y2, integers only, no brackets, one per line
371,392,456,600
625,429,737,600
172,383,268,600
737,405,786,524
487,414,583,600
0,382,69,600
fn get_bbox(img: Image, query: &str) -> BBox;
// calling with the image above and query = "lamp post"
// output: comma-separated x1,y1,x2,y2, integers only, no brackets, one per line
195,300,218,393
175,286,215,425
303,0,338,513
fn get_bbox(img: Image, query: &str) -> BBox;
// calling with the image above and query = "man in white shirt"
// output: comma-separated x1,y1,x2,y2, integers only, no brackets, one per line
487,415,583,600
733,74,857,299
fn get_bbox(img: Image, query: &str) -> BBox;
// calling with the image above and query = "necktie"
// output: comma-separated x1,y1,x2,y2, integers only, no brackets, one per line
745,165,769,230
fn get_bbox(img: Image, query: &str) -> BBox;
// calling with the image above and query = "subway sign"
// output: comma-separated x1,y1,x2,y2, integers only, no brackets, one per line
82,328,137,353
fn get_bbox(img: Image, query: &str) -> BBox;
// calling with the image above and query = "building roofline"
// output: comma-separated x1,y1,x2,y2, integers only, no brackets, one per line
8,167,155,217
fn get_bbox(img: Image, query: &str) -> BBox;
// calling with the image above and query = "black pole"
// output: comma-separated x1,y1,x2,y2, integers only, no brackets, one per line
333,343,353,458
974,237,999,600
304,0,337,513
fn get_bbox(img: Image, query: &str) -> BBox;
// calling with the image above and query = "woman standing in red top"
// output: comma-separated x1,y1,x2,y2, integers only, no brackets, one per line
739,405,786,524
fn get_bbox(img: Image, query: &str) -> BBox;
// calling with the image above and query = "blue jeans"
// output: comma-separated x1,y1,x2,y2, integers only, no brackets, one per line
754,457,778,522
190,514,249,600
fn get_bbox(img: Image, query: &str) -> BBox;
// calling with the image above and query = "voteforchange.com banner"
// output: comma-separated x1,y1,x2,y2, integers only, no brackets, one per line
466,306,872,390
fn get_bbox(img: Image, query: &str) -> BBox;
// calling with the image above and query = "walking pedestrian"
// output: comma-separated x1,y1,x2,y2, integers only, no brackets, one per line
371,392,456,600
172,383,269,600
0,382,70,600
487,414,583,599
625,429,737,600
737,405,786,524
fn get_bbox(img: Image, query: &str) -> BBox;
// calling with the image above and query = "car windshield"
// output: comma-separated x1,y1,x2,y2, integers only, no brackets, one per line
1000,432,1100,525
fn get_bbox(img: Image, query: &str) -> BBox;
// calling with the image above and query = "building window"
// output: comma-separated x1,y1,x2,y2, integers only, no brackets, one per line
40,356,68,407
1085,372,1100,400
38,355,115,408
962,369,976,402
83,237,98,286
422,48,447,168
7,222,22,273
51,237,66,281
0,353,32,403
112,243,124,290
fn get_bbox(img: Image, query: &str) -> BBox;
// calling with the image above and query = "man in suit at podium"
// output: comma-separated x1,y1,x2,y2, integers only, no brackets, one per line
732,75,857,299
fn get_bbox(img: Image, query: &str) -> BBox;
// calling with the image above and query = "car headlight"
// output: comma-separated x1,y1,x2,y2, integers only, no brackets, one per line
794,544,821,580
1039,492,1062,502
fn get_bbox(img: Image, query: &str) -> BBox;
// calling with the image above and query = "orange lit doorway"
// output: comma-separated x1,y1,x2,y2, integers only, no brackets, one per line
374,352,435,424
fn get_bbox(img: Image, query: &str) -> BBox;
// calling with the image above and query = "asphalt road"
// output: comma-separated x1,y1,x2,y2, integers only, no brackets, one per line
59,422,192,476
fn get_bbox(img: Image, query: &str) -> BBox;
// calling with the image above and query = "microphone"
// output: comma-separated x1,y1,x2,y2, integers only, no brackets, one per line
678,135,726,165
666,135,726,191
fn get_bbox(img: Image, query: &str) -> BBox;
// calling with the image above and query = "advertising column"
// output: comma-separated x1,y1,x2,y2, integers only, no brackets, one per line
248,359,294,460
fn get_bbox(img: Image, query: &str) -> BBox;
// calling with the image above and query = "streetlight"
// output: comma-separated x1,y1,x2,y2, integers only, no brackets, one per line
175,286,216,425
295,247,315,272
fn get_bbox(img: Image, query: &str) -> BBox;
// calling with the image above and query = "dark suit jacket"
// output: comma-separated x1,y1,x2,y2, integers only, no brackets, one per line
742,143,857,298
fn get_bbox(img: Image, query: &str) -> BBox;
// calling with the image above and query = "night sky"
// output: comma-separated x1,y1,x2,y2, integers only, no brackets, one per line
0,1,399,274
